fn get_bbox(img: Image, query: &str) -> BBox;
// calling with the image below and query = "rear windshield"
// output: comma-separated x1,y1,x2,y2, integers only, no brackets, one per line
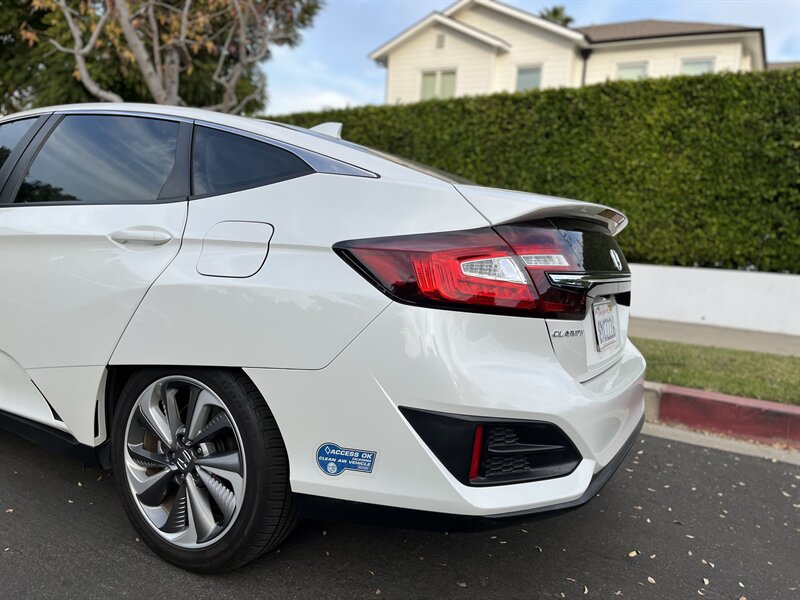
275,122,474,185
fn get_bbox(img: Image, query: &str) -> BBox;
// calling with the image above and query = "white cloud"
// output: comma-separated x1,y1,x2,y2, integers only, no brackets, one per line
263,43,384,115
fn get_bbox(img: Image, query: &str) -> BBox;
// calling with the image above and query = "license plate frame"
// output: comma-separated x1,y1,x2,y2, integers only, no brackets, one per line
592,299,619,352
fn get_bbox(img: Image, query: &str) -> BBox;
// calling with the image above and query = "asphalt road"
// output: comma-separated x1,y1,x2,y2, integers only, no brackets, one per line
1,430,798,599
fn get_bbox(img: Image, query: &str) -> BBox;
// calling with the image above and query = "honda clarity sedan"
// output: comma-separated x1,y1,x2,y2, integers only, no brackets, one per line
0,104,645,572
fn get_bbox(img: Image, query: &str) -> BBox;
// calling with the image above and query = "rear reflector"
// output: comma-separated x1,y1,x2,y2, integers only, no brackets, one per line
334,220,628,319
469,425,484,480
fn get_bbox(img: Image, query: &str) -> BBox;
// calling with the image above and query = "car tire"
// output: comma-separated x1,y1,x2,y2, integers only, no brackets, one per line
110,367,297,572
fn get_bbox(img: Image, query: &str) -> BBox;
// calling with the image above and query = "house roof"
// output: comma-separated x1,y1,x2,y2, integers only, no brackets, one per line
767,61,800,70
575,19,759,43
443,0,587,44
369,11,510,64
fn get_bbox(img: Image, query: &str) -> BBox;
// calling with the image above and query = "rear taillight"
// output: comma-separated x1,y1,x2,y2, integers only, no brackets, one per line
495,224,588,317
334,221,614,319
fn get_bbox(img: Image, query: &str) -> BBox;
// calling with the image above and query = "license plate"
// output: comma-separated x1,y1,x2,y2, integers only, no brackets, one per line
592,300,619,351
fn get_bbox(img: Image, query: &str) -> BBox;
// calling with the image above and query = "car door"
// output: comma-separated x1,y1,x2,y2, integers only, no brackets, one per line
0,111,190,442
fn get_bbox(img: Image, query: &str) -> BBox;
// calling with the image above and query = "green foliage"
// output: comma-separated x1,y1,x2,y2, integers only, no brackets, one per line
1,2,92,113
538,5,573,27
273,70,800,273
632,338,800,405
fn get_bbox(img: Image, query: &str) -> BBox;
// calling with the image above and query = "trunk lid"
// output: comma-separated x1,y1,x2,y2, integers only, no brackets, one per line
455,184,628,235
457,185,631,382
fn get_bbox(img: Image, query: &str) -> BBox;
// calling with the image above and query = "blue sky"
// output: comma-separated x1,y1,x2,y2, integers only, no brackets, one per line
263,0,800,115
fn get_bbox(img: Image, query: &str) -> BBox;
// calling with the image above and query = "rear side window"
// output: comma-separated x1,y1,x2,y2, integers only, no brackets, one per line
192,126,312,196
15,115,179,204
0,118,37,169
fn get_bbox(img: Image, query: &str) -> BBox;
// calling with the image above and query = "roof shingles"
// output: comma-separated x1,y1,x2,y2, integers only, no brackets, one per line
574,19,756,43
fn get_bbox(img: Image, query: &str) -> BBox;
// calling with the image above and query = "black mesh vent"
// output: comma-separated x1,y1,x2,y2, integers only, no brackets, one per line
487,427,519,447
473,422,581,486
485,454,531,476
399,407,582,487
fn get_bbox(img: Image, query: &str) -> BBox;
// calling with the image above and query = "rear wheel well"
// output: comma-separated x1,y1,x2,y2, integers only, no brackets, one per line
103,366,266,441
104,366,138,440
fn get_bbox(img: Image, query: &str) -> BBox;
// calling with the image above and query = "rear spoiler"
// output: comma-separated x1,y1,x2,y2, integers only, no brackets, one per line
454,185,628,236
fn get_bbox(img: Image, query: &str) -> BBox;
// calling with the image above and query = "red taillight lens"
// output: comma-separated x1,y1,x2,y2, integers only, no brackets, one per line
334,222,600,319
336,228,537,312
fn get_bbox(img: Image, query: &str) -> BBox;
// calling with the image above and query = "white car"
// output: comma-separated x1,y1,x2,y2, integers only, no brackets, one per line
0,104,645,572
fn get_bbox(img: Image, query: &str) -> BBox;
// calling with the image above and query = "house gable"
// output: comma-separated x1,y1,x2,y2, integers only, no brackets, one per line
380,20,501,104
443,0,586,45
370,12,510,65
452,2,582,90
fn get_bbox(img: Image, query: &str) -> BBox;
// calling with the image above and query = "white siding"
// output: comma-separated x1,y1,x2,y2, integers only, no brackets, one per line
385,24,496,104
585,39,746,85
454,4,577,91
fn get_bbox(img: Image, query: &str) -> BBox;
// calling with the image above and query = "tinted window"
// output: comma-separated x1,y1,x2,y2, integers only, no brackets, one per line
16,115,179,203
0,118,36,169
192,126,312,196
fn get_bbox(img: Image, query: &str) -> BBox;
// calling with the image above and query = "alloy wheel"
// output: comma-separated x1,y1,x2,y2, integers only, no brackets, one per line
123,376,246,549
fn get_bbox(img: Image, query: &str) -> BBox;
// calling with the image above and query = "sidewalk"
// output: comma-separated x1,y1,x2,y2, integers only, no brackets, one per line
629,317,800,357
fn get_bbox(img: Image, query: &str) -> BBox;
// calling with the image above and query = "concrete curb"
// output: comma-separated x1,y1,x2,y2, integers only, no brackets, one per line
643,382,800,449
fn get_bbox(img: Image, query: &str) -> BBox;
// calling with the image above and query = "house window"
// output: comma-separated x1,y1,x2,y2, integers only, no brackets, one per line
681,58,714,75
616,62,647,81
421,70,456,100
516,67,542,92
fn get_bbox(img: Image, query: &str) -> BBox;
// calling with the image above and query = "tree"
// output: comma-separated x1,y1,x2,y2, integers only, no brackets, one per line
2,1,151,113
8,0,320,114
538,5,573,28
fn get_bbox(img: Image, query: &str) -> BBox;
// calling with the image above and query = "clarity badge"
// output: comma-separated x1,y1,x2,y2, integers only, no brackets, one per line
316,443,376,476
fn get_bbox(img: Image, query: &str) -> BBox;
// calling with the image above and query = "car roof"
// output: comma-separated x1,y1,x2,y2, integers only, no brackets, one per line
0,103,440,185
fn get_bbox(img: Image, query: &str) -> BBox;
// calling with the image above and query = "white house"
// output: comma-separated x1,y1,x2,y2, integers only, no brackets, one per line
370,0,783,104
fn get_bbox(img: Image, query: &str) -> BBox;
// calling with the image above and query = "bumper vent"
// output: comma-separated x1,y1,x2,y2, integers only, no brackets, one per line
399,408,581,487
474,424,579,486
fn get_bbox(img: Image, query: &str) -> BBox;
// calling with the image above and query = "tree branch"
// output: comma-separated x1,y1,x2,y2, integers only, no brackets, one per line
146,1,163,81
51,0,122,102
112,0,172,104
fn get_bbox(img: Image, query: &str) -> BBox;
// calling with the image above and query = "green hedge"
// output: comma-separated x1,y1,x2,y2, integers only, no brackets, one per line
272,70,800,273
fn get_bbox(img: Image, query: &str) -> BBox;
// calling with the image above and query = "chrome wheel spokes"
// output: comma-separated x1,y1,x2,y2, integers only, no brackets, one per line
123,377,246,548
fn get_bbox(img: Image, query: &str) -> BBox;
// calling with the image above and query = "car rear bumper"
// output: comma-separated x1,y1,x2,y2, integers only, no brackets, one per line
294,413,644,530
245,302,646,518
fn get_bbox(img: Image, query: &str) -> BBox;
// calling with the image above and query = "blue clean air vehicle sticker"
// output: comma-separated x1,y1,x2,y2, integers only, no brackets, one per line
316,443,376,476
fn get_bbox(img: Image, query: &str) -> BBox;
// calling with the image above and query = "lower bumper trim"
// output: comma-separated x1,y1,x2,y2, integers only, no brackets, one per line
295,413,645,531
